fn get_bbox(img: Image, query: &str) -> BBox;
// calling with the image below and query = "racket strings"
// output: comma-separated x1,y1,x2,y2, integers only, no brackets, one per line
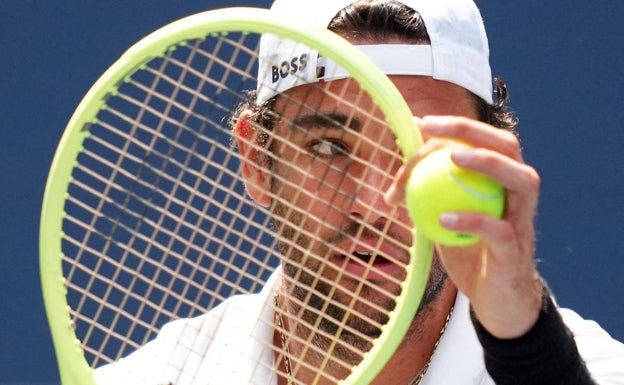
266,90,408,244
264,90,410,284
97,41,216,359
259,86,411,382
127,39,240,325
60,29,411,382
64,34,270,365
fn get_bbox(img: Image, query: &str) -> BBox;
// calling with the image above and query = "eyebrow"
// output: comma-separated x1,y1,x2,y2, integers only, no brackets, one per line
291,112,362,132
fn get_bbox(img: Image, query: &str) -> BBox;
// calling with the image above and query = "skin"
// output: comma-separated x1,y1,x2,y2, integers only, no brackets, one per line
235,75,542,384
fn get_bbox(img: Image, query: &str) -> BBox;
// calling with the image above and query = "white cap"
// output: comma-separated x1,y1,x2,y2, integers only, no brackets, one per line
257,0,493,104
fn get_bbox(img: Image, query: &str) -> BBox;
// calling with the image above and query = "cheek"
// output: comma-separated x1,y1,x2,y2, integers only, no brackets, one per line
271,164,354,240
276,162,351,211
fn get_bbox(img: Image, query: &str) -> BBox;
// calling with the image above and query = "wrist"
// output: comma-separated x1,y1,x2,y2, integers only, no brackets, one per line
472,273,543,339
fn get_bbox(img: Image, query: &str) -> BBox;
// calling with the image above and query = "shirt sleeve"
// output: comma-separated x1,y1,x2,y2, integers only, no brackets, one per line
471,284,596,385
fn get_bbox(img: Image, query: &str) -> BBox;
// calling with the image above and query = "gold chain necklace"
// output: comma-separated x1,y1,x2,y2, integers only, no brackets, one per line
273,295,295,385
274,292,453,385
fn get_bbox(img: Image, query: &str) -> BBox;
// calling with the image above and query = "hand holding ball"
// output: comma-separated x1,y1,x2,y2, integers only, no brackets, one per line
406,146,505,246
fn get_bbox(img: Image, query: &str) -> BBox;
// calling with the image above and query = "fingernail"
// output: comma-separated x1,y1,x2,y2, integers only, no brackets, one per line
420,116,448,135
439,212,459,228
451,147,474,164
384,184,399,205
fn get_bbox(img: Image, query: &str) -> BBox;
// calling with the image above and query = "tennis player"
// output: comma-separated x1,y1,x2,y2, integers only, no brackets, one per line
95,0,624,384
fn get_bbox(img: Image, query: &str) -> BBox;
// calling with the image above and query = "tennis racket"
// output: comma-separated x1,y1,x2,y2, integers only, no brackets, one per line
39,7,432,385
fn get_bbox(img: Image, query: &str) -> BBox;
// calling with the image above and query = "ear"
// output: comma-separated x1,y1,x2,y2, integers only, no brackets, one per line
234,110,272,207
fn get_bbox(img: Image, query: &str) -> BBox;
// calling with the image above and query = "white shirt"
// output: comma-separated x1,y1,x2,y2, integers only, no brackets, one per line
94,269,624,385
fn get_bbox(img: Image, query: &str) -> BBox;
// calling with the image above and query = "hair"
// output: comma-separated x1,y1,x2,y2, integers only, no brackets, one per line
235,0,518,135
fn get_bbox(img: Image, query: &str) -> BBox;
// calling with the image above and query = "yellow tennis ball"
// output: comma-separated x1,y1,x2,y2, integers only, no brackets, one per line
406,146,505,246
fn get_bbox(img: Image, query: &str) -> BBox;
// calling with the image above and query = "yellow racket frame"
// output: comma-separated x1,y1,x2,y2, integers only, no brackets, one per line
39,7,432,385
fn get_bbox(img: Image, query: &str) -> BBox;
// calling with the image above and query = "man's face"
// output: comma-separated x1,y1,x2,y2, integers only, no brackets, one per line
249,75,477,357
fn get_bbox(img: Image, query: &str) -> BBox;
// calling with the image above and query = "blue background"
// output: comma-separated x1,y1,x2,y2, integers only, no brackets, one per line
1,1,623,383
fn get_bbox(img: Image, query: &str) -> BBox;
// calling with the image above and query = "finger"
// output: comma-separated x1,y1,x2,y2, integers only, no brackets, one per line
439,212,517,252
419,115,523,162
450,146,540,239
449,147,540,195
385,139,450,205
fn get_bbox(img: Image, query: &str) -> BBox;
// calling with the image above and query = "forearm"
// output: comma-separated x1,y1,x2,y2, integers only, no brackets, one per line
471,285,596,385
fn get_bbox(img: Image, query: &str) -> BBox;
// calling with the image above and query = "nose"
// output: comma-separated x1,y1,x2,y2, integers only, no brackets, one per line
347,154,399,223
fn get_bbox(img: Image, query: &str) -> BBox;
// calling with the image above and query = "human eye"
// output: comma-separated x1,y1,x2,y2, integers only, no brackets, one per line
309,138,349,157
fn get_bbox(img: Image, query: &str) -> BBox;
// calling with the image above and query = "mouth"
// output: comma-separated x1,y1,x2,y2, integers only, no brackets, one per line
351,251,390,265
335,249,403,281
